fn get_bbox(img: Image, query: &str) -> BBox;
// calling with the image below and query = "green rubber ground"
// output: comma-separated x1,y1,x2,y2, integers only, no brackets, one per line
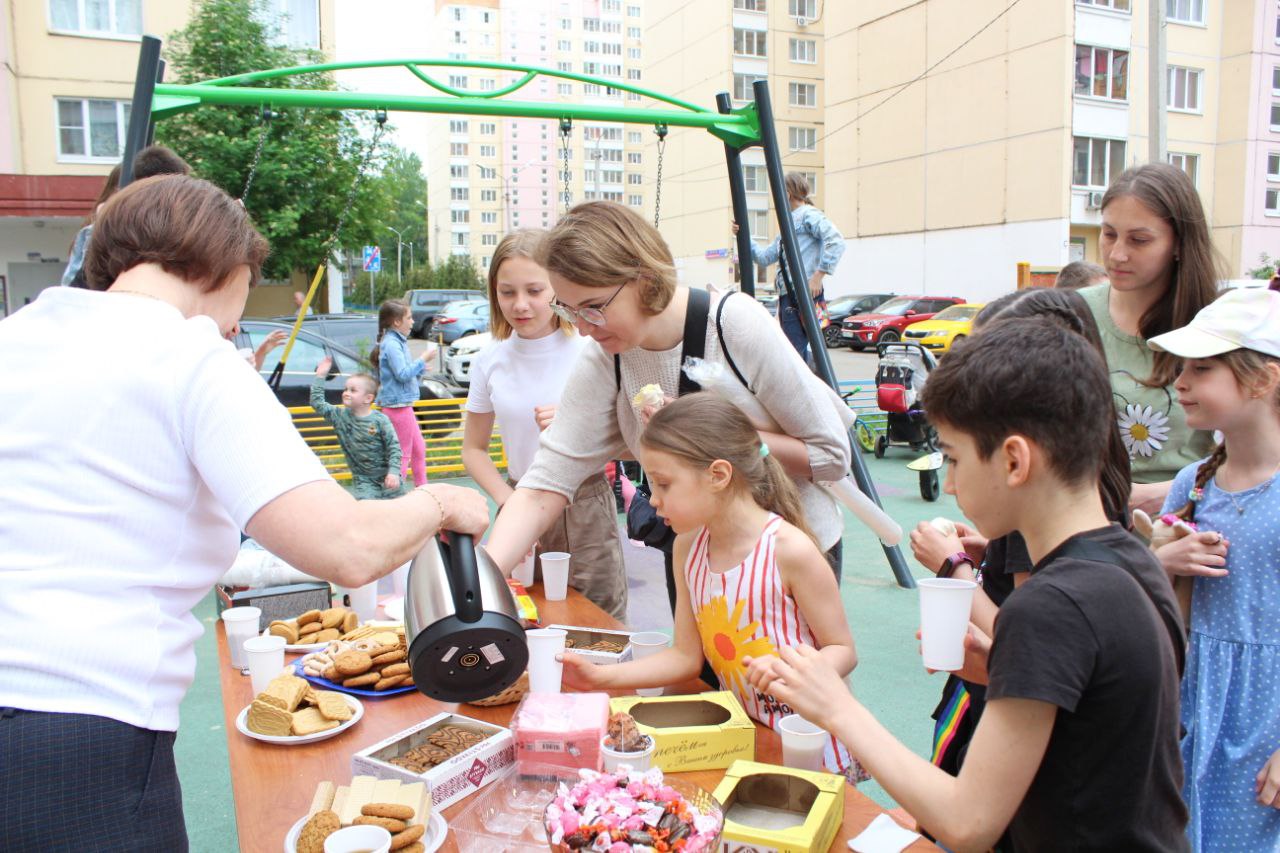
175,450,956,850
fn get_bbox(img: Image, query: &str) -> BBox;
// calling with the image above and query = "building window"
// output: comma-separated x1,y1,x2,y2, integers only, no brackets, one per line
583,17,600,32
560,17,571,29
450,187,469,201
734,28,767,57
448,119,468,134
789,82,817,107
1166,0,1204,25
481,233,498,246
452,30,463,44
480,211,497,224
557,38,571,50
450,142,468,156
557,61,572,72
798,170,817,197
627,5,640,16
481,189,498,202
628,194,643,206
584,40,599,53
627,26,640,38
1272,102,1280,132
628,131,643,143
448,75,468,89
451,210,469,224
743,164,767,192
603,63,622,76
480,122,495,135
558,83,573,94
1074,44,1129,101
734,0,766,9
734,73,767,101
603,21,622,34
1269,152,1280,181
789,0,816,18
451,7,463,21
449,165,469,179
56,97,130,161
628,46,641,59
1267,188,1280,216
627,68,641,80
1072,136,1126,188
479,78,496,91
627,173,643,185
1077,0,1130,10
1273,66,1280,96
451,232,469,248
1167,152,1199,186
788,126,817,152
603,0,621,11
789,38,816,63
627,152,642,164
747,209,770,238
479,145,496,157
1167,66,1202,112
50,0,142,36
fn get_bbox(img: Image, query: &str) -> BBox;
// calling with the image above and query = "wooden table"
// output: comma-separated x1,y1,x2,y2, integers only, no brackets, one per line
217,588,936,852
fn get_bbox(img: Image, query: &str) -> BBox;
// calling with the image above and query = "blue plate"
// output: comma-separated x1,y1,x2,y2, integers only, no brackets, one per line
292,660,416,698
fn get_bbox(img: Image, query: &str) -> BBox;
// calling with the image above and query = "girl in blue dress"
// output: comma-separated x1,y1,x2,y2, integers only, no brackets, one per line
1153,287,1280,851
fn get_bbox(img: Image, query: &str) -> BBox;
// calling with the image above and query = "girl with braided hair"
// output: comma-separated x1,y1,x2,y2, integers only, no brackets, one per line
1150,288,1280,850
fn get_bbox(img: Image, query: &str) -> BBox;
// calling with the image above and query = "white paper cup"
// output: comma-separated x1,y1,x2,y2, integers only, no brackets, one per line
918,577,978,672
242,634,286,695
391,561,411,598
600,734,655,772
220,606,260,672
628,631,670,697
779,713,827,772
323,824,392,853
540,552,570,601
512,551,536,586
526,627,567,694
338,581,378,623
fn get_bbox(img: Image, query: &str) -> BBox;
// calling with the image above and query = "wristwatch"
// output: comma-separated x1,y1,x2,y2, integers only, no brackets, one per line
937,551,974,579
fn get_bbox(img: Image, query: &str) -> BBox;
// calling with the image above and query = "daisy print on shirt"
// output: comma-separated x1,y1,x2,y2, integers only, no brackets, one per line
1112,370,1176,460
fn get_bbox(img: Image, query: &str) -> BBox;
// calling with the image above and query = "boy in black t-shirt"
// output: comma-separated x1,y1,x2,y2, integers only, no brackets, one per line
745,319,1188,852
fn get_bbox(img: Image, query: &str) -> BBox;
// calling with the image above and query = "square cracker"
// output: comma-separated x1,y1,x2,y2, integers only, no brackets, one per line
261,674,309,712
292,707,341,736
246,699,294,737
315,691,352,722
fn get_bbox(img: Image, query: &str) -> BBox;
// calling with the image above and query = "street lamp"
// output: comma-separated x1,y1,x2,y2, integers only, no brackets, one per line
386,225,404,284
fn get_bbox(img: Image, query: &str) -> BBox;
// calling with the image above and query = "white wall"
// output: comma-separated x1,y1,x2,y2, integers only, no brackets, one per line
823,218,1071,304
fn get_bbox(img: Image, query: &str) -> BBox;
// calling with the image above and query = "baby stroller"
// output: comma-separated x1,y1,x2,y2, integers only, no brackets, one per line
872,342,943,501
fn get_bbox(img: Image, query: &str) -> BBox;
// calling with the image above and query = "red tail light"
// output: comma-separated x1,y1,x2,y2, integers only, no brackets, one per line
435,317,457,324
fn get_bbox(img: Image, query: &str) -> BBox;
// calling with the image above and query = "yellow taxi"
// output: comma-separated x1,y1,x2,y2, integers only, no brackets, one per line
900,303,985,353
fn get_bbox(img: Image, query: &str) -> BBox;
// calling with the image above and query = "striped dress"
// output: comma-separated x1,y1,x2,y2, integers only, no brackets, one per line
684,514,864,782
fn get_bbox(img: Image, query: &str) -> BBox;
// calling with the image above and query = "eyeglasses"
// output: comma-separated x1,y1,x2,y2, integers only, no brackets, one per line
549,281,628,327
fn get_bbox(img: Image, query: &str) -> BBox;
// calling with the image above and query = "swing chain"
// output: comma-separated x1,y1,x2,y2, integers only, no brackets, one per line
241,106,275,207
559,118,573,213
653,124,668,228
322,111,387,260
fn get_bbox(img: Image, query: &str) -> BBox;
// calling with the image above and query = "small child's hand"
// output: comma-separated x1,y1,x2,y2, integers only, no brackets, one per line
909,521,965,574
557,652,606,691
384,473,401,491
745,645,847,731
1257,747,1280,809
533,405,557,432
915,624,991,685
315,356,333,377
742,654,781,695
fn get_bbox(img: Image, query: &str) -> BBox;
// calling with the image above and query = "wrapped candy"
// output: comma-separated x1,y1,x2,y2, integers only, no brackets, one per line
682,357,903,546
545,767,720,852
631,384,666,415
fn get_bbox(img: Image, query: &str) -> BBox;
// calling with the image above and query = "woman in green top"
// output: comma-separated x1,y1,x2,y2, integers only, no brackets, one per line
1080,163,1218,513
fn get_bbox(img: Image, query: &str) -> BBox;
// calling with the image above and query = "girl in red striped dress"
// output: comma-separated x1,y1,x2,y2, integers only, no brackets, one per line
561,394,863,781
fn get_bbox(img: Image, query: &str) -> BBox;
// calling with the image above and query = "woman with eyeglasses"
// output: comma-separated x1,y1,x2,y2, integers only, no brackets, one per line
481,201,855,611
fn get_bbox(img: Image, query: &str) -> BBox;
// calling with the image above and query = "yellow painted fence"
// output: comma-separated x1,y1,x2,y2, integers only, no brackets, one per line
287,397,505,481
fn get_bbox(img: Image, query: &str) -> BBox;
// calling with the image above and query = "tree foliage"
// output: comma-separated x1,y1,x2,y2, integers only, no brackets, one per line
348,255,485,309
156,0,389,279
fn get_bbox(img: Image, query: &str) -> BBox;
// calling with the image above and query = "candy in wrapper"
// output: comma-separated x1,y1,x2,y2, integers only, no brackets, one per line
631,383,666,415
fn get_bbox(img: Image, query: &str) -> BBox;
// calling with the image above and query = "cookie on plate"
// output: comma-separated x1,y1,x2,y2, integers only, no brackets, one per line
292,707,341,736
268,621,299,644
353,815,407,833
312,628,341,643
246,699,293,737
343,672,381,688
334,650,373,677
260,674,308,712
296,609,323,626
362,803,415,820
391,824,426,851
296,809,340,853
319,607,346,630
315,691,352,722
374,675,407,691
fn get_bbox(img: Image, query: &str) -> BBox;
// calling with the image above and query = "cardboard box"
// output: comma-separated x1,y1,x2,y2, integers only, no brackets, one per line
544,624,633,664
214,582,331,632
712,760,845,853
351,712,515,810
510,692,611,776
609,691,754,772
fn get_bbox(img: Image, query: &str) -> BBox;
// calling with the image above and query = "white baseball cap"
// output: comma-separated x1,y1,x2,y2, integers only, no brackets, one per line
1148,287,1280,360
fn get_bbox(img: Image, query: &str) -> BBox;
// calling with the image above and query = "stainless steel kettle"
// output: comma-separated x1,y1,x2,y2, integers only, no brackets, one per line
404,532,529,703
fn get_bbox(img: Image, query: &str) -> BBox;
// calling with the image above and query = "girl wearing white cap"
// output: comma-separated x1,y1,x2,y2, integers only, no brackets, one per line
1151,286,1280,850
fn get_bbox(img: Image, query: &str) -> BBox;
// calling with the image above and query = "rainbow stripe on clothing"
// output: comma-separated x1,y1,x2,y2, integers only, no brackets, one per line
930,683,971,766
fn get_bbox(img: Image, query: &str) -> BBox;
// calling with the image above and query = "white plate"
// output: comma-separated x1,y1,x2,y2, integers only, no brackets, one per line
236,694,363,745
283,811,447,853
260,628,328,653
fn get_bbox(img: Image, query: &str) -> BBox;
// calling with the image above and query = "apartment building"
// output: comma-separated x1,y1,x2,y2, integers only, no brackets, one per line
424,0,650,272
0,0,335,314
645,0,825,289
821,0,1280,304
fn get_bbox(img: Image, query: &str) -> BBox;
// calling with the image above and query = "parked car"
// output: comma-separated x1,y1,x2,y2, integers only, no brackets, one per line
840,295,966,350
269,313,379,360
823,293,897,347
754,289,779,317
900,303,985,353
425,300,490,345
404,289,485,338
232,320,461,408
443,331,493,386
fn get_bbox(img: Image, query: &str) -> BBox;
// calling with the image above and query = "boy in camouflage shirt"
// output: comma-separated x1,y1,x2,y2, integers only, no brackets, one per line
311,358,405,499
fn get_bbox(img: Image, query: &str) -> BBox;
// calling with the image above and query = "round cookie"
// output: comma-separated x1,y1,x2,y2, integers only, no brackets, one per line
362,803,415,820
269,622,299,644
374,675,407,691
342,611,359,633
296,609,323,626
295,809,340,853
312,628,340,643
367,644,401,659
334,651,372,676
319,608,345,630
353,815,407,833
298,621,323,636
391,824,425,850
380,662,411,678
343,671,381,688
371,650,406,667
397,844,424,853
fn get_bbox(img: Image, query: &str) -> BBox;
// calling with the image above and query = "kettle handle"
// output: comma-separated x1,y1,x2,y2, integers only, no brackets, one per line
440,531,483,624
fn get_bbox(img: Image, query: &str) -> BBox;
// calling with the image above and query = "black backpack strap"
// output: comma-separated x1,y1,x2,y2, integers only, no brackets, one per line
614,352,621,391
677,287,711,396
714,292,750,390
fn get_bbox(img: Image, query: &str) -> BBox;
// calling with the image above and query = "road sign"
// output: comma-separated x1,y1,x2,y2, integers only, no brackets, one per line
362,245,382,272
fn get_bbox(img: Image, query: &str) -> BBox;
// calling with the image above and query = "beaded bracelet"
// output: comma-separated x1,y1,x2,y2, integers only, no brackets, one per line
415,484,446,527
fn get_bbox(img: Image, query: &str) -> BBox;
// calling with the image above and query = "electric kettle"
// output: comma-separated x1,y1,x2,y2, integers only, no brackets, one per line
404,531,529,703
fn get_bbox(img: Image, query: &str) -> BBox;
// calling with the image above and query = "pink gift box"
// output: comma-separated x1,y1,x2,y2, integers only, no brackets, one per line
510,692,610,776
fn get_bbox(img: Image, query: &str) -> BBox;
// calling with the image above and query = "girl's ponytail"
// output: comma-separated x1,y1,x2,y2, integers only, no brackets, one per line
1175,442,1228,524
752,451,817,545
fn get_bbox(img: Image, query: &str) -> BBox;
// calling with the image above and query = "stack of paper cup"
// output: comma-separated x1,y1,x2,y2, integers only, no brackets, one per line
778,713,827,772
526,627,567,693
540,552,570,601
512,551,536,586
628,631,670,697
221,606,261,672
918,577,978,671
242,634,286,695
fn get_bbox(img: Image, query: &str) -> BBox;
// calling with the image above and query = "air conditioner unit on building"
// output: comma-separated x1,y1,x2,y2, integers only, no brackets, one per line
795,15,810,27
1085,191,1104,210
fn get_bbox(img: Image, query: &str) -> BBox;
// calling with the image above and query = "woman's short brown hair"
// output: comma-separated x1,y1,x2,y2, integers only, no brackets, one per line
486,229,572,340
534,201,676,315
84,174,269,292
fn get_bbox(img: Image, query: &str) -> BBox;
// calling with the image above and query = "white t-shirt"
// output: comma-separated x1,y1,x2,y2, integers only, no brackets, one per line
464,330,587,482
0,287,329,731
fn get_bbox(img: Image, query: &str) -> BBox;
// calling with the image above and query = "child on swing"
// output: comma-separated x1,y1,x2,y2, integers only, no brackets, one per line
559,393,862,782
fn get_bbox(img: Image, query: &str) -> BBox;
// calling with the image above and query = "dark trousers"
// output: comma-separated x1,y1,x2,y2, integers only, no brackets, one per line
663,538,843,687
0,708,188,852
778,294,810,362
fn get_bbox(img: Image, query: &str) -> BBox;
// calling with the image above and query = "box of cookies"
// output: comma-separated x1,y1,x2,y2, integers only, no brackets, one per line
543,624,633,664
351,712,515,810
